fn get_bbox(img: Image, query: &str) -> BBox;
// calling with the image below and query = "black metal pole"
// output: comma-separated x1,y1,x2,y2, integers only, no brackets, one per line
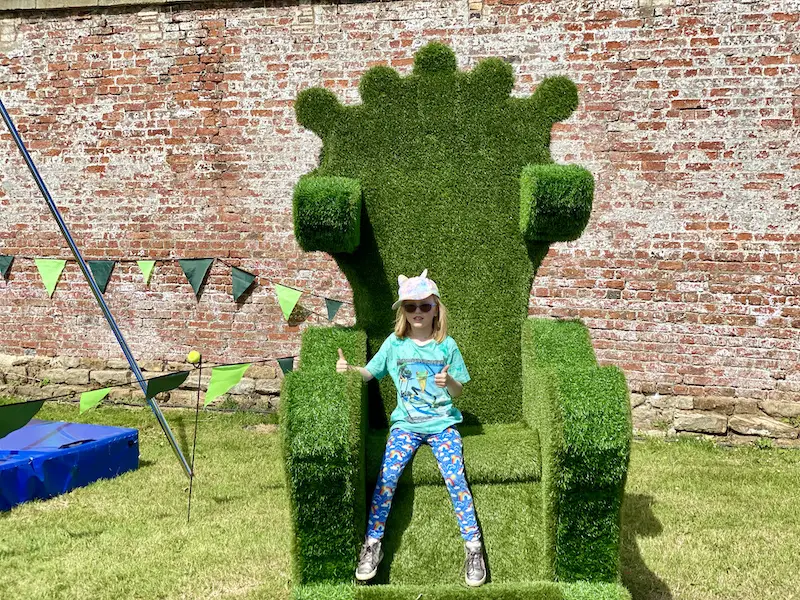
0,97,192,479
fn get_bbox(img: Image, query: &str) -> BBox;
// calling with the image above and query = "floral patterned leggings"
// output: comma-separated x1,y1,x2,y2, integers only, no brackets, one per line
366,426,480,542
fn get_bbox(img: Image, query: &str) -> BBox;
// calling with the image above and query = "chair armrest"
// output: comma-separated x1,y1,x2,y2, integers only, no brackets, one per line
280,326,368,584
522,317,632,582
519,163,593,243
293,175,362,254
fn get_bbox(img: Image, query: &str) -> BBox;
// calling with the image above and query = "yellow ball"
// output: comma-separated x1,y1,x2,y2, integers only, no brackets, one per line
187,350,201,364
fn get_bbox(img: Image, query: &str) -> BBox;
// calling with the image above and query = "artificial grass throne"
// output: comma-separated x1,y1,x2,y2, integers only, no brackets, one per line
280,42,633,600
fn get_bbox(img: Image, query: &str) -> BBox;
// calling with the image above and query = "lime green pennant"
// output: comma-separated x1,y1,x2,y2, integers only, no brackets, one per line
137,261,156,285
88,260,115,294
204,363,251,407
80,388,111,414
34,258,67,298
275,284,303,320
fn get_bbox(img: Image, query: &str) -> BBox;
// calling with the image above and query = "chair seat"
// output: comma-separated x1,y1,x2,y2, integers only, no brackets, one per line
365,423,541,487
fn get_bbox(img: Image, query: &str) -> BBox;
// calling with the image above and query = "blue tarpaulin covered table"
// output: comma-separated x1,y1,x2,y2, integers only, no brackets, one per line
0,419,139,511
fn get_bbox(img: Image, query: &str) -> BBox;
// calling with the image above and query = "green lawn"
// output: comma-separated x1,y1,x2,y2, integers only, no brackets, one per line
1,403,798,599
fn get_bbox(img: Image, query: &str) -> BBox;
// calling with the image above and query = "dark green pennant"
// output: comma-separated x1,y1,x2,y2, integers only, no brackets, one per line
231,267,256,301
0,255,13,279
145,371,190,400
277,357,295,375
0,399,44,440
88,260,116,294
325,298,343,321
178,259,214,298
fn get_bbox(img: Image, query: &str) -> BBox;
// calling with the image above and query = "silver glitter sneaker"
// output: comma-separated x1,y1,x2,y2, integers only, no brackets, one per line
464,541,486,587
355,539,383,581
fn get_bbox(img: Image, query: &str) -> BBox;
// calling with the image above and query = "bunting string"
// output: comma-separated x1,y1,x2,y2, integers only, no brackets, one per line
1,254,353,310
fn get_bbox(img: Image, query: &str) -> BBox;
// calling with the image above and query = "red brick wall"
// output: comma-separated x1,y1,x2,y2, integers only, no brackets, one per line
0,0,798,406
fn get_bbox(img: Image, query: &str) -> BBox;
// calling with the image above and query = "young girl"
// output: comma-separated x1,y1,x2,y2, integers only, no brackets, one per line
336,269,486,587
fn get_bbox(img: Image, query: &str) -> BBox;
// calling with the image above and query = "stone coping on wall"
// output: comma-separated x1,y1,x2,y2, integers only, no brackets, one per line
0,352,280,411
1,0,251,12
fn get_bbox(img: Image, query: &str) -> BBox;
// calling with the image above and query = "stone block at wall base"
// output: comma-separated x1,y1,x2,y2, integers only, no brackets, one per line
728,415,798,439
758,400,800,419
673,410,728,434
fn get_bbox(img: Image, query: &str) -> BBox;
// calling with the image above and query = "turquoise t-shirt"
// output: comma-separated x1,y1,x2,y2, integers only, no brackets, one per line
365,333,471,434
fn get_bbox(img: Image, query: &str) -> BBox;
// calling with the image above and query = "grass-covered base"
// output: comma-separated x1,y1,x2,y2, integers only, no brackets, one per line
292,581,631,600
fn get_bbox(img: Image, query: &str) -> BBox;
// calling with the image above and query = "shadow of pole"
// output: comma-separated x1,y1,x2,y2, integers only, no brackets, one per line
621,493,673,600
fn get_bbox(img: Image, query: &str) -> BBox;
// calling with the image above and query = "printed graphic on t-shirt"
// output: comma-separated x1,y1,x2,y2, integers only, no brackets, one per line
396,358,449,423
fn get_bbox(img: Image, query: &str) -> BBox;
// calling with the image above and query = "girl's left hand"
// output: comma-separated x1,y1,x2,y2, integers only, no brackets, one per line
434,364,450,388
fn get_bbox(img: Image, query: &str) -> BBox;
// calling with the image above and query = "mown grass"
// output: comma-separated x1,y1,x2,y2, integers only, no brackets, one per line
1,404,799,600
0,402,290,600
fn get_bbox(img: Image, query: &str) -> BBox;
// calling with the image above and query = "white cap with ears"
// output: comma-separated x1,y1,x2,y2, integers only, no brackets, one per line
392,268,441,310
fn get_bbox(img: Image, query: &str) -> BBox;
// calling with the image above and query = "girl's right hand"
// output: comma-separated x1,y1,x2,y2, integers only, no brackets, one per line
336,348,349,373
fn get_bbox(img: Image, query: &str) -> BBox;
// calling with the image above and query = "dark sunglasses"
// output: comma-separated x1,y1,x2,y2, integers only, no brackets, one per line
402,302,437,313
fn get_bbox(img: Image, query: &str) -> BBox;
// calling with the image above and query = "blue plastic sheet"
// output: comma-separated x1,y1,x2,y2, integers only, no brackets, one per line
0,419,138,511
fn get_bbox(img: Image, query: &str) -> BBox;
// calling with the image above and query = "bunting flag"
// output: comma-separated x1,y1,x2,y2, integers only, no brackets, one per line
34,258,67,298
79,387,111,414
277,357,295,375
204,363,251,407
326,298,343,321
88,260,116,294
137,260,155,285
0,399,44,440
275,284,303,320
179,259,214,298
145,371,190,400
231,267,256,302
0,255,13,278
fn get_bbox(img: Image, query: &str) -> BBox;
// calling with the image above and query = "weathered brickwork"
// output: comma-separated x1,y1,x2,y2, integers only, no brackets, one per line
0,0,798,429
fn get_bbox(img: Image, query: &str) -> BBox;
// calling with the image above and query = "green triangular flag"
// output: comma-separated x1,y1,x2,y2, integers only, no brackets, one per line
0,255,13,278
275,284,303,320
277,357,295,375
137,261,156,285
231,267,256,302
178,259,213,298
325,298,343,321
0,399,44,440
88,260,116,294
80,387,111,414
204,363,251,407
34,258,67,298
145,371,190,400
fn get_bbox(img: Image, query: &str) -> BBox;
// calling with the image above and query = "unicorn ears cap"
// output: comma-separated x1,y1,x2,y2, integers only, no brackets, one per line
392,268,440,310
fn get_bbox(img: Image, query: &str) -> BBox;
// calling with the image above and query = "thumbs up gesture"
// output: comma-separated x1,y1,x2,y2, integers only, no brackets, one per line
434,364,450,388
336,348,350,373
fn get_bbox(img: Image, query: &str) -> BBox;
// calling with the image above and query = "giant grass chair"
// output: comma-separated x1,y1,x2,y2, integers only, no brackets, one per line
280,42,633,600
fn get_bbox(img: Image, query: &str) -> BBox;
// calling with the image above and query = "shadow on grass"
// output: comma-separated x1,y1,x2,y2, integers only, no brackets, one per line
170,413,192,459
621,493,672,600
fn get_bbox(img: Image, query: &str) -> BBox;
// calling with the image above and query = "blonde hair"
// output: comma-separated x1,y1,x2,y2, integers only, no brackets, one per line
394,297,448,343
